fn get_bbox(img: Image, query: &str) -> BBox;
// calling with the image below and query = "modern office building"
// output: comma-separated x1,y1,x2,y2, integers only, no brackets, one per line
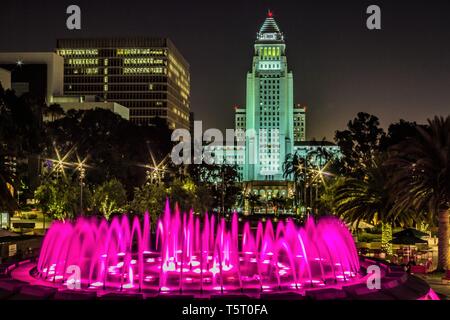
0,52,64,103
56,38,190,129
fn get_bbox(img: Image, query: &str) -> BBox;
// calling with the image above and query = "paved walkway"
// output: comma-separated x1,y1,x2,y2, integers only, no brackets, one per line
416,274,450,300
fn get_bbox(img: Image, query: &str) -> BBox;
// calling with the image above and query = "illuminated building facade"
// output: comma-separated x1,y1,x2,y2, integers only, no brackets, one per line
198,13,308,212
204,13,308,210
238,12,306,183
293,105,306,142
56,38,190,129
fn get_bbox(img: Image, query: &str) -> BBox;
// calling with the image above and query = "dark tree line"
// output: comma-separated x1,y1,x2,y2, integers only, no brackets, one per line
331,112,449,271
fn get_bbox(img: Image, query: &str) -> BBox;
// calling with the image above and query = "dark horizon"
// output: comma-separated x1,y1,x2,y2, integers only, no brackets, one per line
1,0,449,140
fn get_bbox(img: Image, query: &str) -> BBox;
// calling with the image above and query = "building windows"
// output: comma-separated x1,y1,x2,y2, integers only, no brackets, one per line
116,48,165,56
123,67,165,74
58,49,98,56
68,58,99,65
123,58,164,65
57,39,190,128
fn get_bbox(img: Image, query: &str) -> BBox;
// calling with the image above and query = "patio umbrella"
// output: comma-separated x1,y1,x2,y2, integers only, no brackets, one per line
393,228,429,239
390,234,429,263
390,235,428,245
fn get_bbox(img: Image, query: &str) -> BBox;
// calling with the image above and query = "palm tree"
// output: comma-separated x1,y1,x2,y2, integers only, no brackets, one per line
44,103,65,122
283,153,308,208
334,157,414,254
308,138,335,167
388,116,450,271
246,193,262,215
271,194,287,215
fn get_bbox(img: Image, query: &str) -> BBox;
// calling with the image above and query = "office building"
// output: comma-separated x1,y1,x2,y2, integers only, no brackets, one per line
56,38,190,129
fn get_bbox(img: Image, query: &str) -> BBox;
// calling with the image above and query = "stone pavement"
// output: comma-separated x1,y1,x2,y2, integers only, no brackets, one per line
416,274,450,300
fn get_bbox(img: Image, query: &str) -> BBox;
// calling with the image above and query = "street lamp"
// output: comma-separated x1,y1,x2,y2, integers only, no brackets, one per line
45,145,77,179
77,162,86,214
144,151,168,185
221,168,225,214
74,154,89,214
146,164,166,184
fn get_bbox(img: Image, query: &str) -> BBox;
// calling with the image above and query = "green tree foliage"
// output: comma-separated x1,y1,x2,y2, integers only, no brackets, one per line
334,157,416,254
335,112,385,178
388,116,450,271
0,86,46,212
283,153,304,207
131,183,167,223
245,193,262,215
44,109,172,196
131,178,215,224
317,176,346,215
283,146,337,213
34,178,91,221
187,163,241,212
92,178,127,219
270,194,287,215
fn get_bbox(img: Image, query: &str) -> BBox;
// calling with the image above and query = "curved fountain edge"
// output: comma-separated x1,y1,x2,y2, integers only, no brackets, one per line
0,256,439,300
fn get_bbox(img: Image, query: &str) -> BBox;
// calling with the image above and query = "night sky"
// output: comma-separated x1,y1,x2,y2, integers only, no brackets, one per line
1,0,449,140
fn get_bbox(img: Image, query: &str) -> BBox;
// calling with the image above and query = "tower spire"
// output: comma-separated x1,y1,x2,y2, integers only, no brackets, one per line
257,11,283,42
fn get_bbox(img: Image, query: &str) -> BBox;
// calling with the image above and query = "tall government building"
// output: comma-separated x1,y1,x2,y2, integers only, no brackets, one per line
56,38,190,129
232,12,306,201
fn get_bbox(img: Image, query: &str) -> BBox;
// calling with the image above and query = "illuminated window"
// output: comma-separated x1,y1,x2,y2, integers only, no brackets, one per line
58,49,98,56
83,68,98,75
68,58,99,65
123,67,164,74
116,48,165,56
123,58,164,65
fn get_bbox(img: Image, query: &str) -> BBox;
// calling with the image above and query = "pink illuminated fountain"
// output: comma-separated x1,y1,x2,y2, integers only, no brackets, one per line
36,201,360,294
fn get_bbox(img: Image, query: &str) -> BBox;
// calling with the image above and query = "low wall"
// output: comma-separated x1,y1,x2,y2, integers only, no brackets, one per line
0,236,42,264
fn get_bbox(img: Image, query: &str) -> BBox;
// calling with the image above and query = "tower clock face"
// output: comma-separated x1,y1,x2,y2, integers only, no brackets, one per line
262,33,276,40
